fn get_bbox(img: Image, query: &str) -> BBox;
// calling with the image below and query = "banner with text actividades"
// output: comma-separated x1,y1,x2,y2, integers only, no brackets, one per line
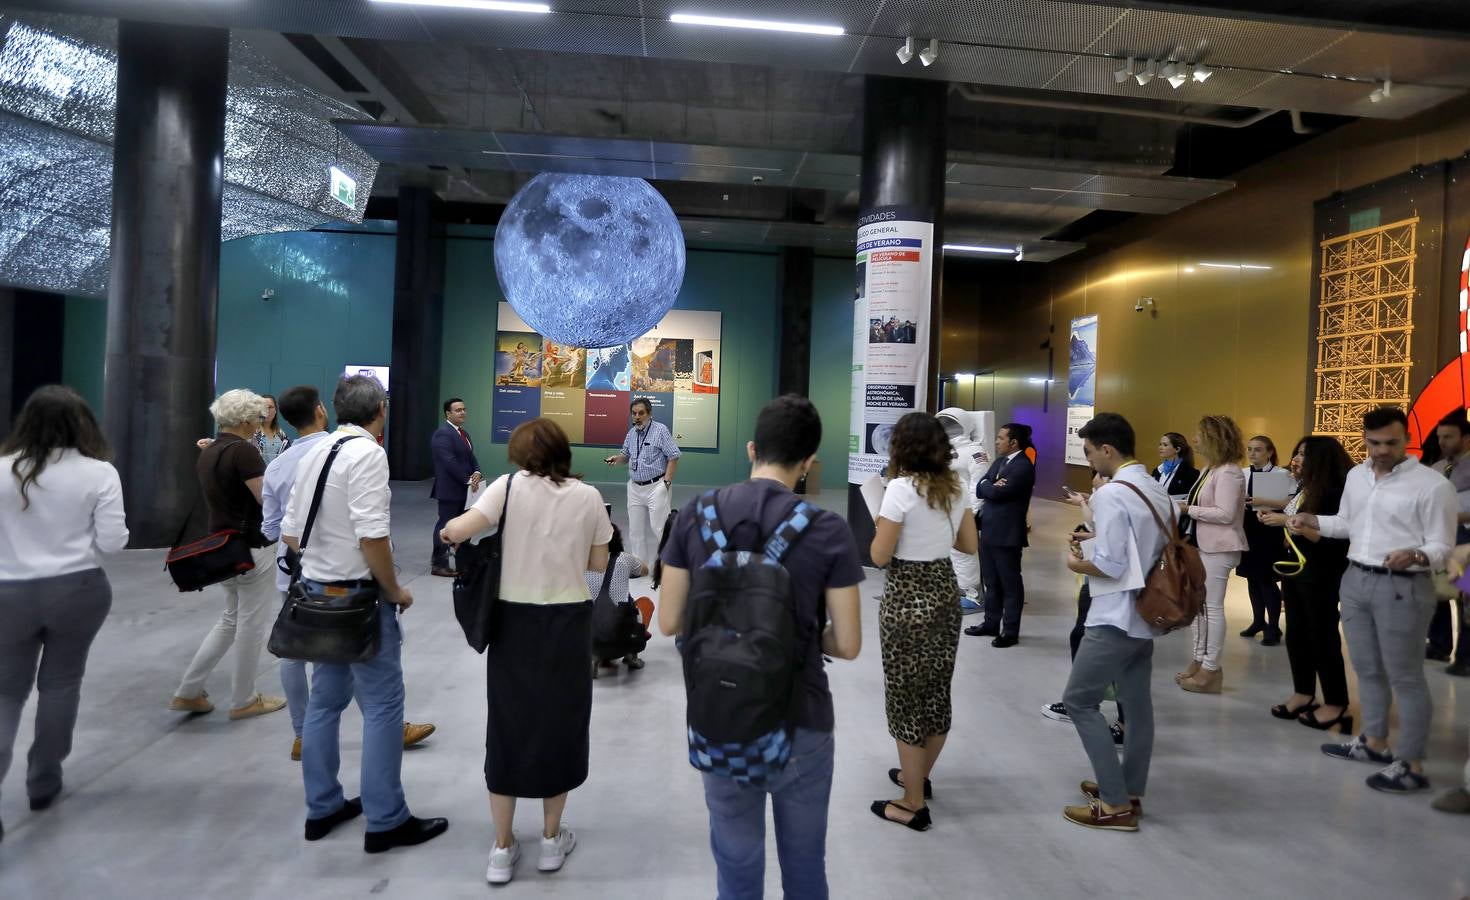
849,207,934,485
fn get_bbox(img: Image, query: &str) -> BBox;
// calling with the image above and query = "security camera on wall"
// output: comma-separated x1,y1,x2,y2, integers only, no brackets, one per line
1134,296,1155,313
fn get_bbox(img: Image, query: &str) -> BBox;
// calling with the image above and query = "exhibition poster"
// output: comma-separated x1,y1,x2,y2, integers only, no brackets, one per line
849,207,934,485
1066,313,1099,465
491,302,721,448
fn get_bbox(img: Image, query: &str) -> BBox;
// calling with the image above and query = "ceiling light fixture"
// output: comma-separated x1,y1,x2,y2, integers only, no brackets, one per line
918,38,940,67
1134,58,1158,86
1162,62,1187,89
1192,64,1212,83
1113,58,1135,85
944,244,1016,255
1198,262,1274,270
1369,79,1392,103
1027,377,1053,385
1014,246,1024,262
896,36,915,64
954,372,976,380
369,0,552,12
669,13,843,36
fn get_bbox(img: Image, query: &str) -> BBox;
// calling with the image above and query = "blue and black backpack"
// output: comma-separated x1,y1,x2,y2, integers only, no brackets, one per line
681,489,818,786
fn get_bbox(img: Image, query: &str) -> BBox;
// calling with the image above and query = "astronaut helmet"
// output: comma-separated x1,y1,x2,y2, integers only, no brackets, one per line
936,407,976,442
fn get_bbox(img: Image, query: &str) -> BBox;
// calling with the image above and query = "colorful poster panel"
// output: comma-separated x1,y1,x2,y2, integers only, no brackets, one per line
633,391,674,434
541,340,587,389
495,332,542,387
692,340,720,394
586,344,633,391
673,393,718,448
632,337,681,393
584,390,632,445
492,386,538,441
540,388,586,444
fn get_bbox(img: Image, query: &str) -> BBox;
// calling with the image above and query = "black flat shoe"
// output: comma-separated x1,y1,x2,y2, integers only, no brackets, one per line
1261,629,1282,646
964,624,999,638
1299,708,1354,733
28,785,61,811
1271,700,1317,720
888,768,933,799
870,800,931,831
991,635,1018,648
364,815,449,854
1239,623,1264,638
306,797,363,841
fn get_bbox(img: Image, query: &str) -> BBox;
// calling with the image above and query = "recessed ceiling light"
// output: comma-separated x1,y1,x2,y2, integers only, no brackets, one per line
1183,266,1196,273
369,0,552,12
943,244,1015,255
669,13,844,36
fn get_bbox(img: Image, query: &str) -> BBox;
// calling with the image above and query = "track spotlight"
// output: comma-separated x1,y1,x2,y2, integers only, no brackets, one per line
1370,79,1392,103
896,36,914,65
1134,58,1157,86
1161,62,1187,89
1192,63,1212,83
1113,57,1135,85
918,38,939,67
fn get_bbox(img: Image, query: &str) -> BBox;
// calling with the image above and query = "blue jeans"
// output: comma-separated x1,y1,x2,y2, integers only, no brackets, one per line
701,728,834,900
301,603,410,832
278,593,311,739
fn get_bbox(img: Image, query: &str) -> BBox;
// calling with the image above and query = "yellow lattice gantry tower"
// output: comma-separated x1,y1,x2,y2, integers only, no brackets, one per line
1314,217,1418,459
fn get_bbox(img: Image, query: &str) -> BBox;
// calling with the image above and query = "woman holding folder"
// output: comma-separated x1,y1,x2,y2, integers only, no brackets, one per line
1238,436,1292,645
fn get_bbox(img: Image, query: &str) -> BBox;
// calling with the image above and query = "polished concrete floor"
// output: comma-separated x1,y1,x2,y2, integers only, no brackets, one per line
0,482,1466,898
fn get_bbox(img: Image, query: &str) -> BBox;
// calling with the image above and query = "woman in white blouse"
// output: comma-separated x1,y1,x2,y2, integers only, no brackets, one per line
0,386,127,836
869,413,979,832
440,417,610,886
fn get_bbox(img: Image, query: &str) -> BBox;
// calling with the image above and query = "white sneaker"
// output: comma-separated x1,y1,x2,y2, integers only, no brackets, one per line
486,842,520,884
538,825,576,872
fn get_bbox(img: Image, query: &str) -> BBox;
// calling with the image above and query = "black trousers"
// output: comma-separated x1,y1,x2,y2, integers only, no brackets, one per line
431,498,463,566
1245,573,1282,631
980,543,1025,636
1069,583,1124,724
1281,577,1350,707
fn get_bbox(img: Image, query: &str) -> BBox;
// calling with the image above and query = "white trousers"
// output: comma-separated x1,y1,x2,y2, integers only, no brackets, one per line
951,549,980,598
627,479,672,567
1192,550,1241,672
176,544,279,709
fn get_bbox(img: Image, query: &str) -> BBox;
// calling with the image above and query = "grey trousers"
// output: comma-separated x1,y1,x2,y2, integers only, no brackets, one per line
1063,625,1155,807
1339,565,1436,761
0,568,112,804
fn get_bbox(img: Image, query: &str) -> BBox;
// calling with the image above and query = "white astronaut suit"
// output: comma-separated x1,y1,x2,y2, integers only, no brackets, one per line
937,407,988,600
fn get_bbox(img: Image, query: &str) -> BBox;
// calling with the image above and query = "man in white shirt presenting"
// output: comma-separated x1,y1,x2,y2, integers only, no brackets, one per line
1059,412,1169,832
1289,406,1457,794
281,376,448,852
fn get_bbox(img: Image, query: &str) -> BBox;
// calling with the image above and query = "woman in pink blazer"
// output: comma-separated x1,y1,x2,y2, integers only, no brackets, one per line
1175,415,1249,694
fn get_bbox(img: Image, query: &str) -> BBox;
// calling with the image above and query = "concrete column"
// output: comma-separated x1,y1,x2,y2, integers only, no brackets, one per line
387,185,447,481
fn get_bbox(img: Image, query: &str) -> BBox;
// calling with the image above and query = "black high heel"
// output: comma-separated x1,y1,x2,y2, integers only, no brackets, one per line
888,767,933,799
1271,700,1318,720
870,800,932,831
1299,708,1353,732
1239,623,1264,638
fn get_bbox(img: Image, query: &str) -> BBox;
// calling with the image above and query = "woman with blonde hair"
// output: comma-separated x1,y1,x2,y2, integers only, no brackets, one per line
1175,414,1249,694
870,412,979,831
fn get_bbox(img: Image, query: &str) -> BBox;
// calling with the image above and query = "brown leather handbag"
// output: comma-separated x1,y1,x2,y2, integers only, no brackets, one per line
1114,481,1206,633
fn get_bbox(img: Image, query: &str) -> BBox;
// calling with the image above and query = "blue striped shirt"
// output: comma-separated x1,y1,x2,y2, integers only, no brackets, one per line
621,421,681,483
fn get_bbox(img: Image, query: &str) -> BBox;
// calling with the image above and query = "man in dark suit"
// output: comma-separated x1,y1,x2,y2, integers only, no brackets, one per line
430,397,480,577
965,422,1037,647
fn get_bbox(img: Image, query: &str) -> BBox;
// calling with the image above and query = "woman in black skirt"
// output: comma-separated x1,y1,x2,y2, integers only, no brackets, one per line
441,417,612,886
868,413,979,831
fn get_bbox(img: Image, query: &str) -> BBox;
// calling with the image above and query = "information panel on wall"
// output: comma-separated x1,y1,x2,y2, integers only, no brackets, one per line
1065,313,1099,465
491,303,721,449
849,207,934,484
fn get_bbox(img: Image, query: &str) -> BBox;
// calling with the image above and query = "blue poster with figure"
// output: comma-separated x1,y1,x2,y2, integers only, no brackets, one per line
1066,314,1099,466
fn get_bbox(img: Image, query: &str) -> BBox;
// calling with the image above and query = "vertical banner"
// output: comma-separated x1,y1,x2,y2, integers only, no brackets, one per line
1065,314,1099,465
849,207,934,485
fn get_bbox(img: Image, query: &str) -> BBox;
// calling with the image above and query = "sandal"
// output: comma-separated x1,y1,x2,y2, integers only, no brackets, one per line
1271,700,1318,720
869,800,932,831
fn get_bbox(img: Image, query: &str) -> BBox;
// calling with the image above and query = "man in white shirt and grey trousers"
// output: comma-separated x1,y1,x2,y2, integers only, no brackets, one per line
1060,412,1170,832
1290,406,1457,794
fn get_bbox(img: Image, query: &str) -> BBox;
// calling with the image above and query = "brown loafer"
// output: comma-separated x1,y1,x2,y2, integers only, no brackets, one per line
291,737,302,761
169,692,214,714
229,694,287,720
403,722,436,748
1080,781,1143,817
1064,798,1139,831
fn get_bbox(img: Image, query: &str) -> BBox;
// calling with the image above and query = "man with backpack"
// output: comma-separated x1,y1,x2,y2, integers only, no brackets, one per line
657,395,864,899
1061,413,1175,832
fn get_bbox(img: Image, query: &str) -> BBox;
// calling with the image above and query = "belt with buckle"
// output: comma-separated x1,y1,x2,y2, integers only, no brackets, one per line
632,476,664,486
1349,560,1421,578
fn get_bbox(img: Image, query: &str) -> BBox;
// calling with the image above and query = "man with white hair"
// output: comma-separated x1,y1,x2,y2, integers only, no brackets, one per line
169,388,287,720
937,408,985,612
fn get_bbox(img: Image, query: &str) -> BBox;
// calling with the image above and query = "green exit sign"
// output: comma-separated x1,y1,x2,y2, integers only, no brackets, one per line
1349,208,1380,233
330,166,357,209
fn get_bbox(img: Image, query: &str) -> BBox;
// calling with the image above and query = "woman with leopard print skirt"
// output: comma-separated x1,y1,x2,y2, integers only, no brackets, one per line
868,412,980,832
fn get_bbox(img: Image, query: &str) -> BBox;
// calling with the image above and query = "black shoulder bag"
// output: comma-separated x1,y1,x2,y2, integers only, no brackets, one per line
165,447,257,592
452,473,513,653
267,436,382,664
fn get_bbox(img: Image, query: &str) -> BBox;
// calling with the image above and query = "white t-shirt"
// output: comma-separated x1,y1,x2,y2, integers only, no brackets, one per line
0,449,129,580
878,476,966,561
472,472,614,605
